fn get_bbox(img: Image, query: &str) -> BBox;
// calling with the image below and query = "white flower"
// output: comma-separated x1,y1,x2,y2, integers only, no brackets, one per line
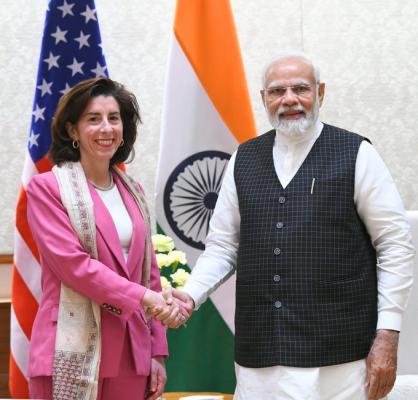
153,234,189,289
155,253,172,269
170,268,190,287
152,234,175,253
168,250,187,265
160,276,171,289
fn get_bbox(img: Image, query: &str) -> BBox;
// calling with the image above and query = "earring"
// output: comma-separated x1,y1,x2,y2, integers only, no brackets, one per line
72,140,79,149
119,139,124,147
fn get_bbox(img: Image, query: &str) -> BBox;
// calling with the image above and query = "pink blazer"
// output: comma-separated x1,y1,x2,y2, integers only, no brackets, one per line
26,170,168,378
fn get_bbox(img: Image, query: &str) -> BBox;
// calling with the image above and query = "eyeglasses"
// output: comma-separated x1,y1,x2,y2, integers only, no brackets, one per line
263,84,316,102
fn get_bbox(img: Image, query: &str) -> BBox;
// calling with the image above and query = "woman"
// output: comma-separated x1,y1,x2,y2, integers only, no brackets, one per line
26,77,181,399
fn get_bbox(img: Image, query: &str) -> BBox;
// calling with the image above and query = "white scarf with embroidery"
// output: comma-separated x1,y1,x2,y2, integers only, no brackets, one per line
52,161,151,399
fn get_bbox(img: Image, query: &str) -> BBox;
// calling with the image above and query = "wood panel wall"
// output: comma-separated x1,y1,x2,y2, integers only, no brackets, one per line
0,301,11,398
0,255,12,398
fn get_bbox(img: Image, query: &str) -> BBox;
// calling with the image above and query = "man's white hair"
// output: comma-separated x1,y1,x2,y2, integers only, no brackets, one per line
261,51,321,87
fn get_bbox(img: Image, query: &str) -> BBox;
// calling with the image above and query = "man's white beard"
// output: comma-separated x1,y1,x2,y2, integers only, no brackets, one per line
267,99,319,139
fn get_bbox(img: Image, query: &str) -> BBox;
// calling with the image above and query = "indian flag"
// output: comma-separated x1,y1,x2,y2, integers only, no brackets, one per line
155,0,256,393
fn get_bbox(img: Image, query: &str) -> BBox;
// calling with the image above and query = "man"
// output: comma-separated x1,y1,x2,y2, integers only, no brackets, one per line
160,52,415,400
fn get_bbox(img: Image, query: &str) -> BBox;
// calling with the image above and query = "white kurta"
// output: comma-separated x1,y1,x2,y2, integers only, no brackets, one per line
183,121,415,399
235,359,368,399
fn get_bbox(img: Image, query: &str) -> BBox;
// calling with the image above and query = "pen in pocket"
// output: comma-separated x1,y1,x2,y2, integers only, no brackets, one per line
310,178,316,194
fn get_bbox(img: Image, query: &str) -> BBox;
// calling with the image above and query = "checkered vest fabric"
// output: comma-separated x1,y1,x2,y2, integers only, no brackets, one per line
234,124,377,368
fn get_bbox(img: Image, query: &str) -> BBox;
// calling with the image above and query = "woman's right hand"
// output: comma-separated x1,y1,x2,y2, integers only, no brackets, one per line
141,289,167,309
142,289,183,326
142,289,186,328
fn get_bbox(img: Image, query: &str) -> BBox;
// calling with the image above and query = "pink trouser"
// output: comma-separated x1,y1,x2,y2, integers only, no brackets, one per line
29,332,149,399
29,374,148,400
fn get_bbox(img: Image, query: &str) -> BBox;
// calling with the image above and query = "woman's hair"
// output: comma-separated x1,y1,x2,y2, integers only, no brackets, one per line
48,77,141,166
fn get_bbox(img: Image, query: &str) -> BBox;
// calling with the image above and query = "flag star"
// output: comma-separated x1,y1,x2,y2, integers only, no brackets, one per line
43,51,60,70
37,79,53,97
32,104,46,122
28,131,40,148
91,62,107,77
74,31,91,49
80,5,97,23
60,83,72,96
57,0,75,17
51,26,68,44
67,57,84,76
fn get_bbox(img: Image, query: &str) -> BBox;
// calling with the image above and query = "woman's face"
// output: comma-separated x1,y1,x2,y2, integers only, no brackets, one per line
67,95,123,167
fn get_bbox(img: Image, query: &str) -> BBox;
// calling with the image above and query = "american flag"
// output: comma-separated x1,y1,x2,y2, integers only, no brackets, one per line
10,1,108,397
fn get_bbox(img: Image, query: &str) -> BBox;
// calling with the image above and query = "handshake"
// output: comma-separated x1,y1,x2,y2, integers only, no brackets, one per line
141,288,194,329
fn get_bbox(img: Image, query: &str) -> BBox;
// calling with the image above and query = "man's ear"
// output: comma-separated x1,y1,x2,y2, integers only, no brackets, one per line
318,83,325,106
260,89,266,108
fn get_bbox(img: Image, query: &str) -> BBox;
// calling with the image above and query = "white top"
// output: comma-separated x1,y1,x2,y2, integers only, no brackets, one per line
96,185,132,261
183,121,415,331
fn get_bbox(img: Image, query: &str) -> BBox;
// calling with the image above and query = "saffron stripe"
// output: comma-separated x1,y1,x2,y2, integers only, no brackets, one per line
174,0,256,145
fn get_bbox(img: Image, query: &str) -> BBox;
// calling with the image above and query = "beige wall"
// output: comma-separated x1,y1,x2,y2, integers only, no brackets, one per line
1,0,418,254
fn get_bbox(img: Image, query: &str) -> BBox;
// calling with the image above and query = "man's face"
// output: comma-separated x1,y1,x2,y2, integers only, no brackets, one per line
261,58,325,137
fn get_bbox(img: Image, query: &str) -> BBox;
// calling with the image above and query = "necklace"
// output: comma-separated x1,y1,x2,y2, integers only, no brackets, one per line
90,172,115,191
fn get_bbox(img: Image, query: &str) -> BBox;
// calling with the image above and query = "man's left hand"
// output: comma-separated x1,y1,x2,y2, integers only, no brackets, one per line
146,356,166,400
366,329,399,400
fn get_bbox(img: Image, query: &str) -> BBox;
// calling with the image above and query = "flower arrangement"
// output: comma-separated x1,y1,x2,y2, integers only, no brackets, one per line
152,234,190,289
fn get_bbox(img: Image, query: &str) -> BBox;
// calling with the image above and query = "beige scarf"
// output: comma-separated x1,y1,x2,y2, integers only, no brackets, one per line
52,162,151,399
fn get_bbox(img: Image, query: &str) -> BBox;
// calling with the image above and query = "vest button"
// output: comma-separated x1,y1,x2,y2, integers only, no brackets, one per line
273,248,281,255
279,196,286,204
276,222,284,229
273,274,281,282
274,300,282,308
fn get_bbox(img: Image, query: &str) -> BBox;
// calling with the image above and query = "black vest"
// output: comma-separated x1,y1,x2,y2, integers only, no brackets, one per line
234,124,377,368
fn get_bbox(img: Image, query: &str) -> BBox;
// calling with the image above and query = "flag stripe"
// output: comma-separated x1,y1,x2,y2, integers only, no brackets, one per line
9,353,29,399
35,156,53,174
15,188,40,262
159,37,239,160
21,153,39,190
174,0,256,143
14,231,42,303
10,308,31,376
11,267,39,339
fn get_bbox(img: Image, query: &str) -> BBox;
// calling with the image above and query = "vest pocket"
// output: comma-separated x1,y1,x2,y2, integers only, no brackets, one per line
319,275,365,286
317,276,368,304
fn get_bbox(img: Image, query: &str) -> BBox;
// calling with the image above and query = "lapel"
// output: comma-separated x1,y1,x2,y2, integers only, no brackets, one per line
114,173,143,279
88,180,130,277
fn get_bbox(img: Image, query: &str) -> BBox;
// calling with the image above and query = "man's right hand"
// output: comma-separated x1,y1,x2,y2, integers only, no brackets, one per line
165,288,194,313
366,329,398,399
